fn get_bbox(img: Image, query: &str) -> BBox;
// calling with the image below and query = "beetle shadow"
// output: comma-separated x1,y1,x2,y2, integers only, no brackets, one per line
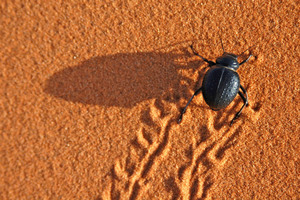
44,50,201,108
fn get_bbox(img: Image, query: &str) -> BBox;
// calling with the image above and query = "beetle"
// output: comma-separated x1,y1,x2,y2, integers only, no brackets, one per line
178,42,253,126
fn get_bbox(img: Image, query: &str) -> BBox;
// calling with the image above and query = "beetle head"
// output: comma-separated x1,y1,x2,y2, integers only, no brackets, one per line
216,53,239,70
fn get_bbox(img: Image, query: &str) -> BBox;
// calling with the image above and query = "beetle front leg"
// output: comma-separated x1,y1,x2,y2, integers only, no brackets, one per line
230,85,249,126
190,45,216,66
239,54,252,66
178,87,202,124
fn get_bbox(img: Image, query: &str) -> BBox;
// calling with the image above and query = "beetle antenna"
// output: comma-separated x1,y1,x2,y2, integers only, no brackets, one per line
220,38,225,53
217,33,225,53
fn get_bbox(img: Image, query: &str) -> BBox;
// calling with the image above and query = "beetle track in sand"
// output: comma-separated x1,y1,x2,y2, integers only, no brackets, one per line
102,99,175,200
170,89,262,199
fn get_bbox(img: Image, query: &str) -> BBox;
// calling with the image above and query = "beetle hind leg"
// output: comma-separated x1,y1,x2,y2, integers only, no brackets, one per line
230,85,249,126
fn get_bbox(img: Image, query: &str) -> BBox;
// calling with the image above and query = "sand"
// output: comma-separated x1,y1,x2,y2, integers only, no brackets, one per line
0,0,299,199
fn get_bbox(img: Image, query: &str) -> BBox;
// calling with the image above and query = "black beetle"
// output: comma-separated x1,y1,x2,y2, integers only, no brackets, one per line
178,42,253,126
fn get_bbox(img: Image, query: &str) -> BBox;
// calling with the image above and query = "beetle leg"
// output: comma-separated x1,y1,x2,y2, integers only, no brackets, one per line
190,44,216,66
239,54,252,66
239,85,249,106
178,87,202,123
230,85,249,126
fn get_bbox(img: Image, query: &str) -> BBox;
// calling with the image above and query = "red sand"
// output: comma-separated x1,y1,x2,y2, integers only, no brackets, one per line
1,1,299,199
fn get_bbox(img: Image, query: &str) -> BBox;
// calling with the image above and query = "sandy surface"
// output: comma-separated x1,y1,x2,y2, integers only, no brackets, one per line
1,0,299,199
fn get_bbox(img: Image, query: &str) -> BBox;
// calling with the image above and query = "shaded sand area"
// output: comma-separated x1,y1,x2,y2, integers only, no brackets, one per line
1,0,298,199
